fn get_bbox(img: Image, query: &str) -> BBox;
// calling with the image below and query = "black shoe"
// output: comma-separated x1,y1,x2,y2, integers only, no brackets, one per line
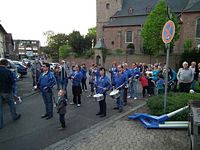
118,109,123,113
14,114,21,121
41,114,48,118
96,112,102,115
113,107,119,110
46,116,53,120
100,114,106,118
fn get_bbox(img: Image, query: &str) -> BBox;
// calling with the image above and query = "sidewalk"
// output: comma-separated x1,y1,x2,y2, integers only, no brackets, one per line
44,102,189,150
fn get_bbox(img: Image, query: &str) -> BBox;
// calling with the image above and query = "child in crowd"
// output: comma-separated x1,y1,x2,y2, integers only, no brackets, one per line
12,72,22,104
139,73,149,98
56,90,67,130
147,73,155,96
156,74,165,94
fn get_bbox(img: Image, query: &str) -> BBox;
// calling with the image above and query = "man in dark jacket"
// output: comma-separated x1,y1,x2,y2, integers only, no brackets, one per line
0,59,21,129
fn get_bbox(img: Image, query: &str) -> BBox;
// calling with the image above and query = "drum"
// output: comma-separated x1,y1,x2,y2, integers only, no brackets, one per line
93,94,104,101
109,89,120,99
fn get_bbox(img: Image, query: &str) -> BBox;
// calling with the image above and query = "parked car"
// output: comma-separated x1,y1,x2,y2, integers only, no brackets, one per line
12,61,28,77
0,58,20,79
21,58,32,68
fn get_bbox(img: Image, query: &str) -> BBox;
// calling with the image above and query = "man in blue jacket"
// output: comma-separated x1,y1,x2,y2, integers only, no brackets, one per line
95,67,111,117
69,65,83,107
37,62,56,119
112,65,127,112
0,59,21,129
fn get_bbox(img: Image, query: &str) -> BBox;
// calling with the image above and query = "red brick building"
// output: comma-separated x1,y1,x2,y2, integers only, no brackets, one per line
96,0,200,54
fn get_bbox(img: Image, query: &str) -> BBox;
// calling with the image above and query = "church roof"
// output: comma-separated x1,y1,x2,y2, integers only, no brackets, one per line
105,0,199,27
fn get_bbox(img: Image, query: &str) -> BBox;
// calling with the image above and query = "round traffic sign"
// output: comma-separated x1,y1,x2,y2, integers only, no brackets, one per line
162,20,175,44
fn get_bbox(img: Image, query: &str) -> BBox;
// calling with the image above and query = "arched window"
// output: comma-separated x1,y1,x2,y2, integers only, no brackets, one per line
106,3,110,9
128,7,134,14
196,18,200,38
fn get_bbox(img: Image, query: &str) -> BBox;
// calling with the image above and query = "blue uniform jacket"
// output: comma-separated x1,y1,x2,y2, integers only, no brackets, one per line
95,75,111,94
113,72,127,90
131,67,140,78
81,68,87,79
70,71,83,86
38,71,56,92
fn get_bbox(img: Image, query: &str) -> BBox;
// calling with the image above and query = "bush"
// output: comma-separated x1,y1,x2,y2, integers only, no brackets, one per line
147,92,200,121
84,49,94,58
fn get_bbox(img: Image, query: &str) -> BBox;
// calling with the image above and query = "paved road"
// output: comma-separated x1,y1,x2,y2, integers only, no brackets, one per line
0,72,142,150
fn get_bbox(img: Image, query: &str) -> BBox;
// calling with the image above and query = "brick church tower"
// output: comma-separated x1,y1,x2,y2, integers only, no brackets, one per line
96,0,123,41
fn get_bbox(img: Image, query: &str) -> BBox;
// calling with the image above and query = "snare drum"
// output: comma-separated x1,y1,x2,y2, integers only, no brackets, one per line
109,89,120,99
93,94,104,101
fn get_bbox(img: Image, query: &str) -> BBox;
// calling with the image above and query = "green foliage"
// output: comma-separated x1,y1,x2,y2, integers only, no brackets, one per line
68,31,84,54
47,33,68,61
183,39,193,51
180,50,200,66
59,44,71,59
84,48,95,58
147,92,200,120
115,49,124,55
141,0,180,56
101,48,109,64
84,27,96,50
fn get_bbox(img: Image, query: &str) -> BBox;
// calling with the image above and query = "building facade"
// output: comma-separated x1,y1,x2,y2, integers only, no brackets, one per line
96,0,200,54
0,24,7,58
14,40,40,59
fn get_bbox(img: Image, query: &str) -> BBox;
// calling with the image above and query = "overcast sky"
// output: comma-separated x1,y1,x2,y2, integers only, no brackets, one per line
0,0,96,46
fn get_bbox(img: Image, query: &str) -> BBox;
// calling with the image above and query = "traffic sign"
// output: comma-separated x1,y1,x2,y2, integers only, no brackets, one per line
162,20,175,44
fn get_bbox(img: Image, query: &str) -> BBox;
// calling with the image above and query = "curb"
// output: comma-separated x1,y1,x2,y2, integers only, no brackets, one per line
44,101,146,150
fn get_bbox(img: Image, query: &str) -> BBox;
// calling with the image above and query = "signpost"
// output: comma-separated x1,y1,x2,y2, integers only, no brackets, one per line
162,20,175,113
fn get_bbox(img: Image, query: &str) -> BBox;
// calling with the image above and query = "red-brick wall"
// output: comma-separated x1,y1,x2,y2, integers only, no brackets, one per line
64,54,181,70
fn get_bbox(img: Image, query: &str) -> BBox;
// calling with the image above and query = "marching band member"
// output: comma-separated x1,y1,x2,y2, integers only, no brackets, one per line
112,65,127,113
69,65,83,107
95,67,111,117
88,64,98,97
130,63,140,99
122,63,130,106
109,61,118,86
81,64,88,91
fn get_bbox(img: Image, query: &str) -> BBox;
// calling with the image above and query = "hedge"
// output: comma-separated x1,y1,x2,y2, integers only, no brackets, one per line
147,92,200,121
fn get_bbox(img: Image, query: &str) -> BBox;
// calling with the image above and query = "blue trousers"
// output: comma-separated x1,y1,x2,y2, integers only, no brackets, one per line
116,89,124,109
42,92,53,117
0,93,19,129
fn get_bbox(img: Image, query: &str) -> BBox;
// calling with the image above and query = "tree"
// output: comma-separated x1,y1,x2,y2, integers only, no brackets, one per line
84,27,96,50
59,44,71,59
68,31,84,54
43,30,55,46
47,33,68,61
141,0,180,56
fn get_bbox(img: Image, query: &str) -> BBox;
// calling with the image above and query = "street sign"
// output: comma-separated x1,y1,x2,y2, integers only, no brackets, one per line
162,20,175,44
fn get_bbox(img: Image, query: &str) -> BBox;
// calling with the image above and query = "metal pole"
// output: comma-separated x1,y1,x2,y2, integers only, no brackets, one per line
164,43,170,113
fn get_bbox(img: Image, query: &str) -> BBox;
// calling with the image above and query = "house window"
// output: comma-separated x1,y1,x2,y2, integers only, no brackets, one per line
106,3,110,9
196,18,200,38
125,31,133,43
128,7,134,14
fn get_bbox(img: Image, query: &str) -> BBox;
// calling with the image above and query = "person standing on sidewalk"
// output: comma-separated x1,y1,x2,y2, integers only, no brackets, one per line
69,65,83,107
37,62,56,119
95,67,111,117
0,59,21,129
177,61,194,93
